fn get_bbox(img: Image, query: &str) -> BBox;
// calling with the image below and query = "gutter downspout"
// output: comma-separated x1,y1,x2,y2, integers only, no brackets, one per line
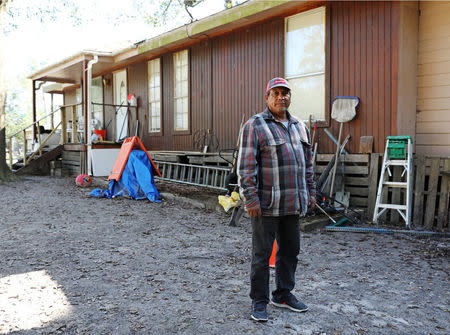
87,54,99,176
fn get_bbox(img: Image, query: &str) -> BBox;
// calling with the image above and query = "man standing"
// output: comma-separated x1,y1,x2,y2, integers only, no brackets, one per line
237,77,316,322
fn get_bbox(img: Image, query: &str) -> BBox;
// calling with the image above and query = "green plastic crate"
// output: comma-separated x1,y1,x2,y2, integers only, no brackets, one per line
386,136,411,160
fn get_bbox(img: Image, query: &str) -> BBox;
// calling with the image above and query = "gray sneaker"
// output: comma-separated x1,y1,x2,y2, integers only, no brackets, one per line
251,301,268,322
271,294,308,313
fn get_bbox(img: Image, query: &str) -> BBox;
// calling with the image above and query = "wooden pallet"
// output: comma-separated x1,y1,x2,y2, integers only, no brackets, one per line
412,156,450,231
187,154,233,166
330,153,450,230
314,154,374,209
148,151,233,166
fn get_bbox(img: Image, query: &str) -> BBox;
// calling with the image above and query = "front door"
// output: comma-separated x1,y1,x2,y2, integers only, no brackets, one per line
113,70,128,141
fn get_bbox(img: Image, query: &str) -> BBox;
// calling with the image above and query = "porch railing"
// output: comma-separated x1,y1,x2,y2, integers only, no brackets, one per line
91,102,138,141
7,103,83,169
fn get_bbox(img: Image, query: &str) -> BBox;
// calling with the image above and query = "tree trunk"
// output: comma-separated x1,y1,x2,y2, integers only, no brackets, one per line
0,1,15,180
0,92,12,180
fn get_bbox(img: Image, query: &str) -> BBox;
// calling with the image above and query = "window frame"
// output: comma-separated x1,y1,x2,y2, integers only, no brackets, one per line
284,5,330,128
148,57,163,136
172,49,191,135
91,76,104,129
112,69,129,142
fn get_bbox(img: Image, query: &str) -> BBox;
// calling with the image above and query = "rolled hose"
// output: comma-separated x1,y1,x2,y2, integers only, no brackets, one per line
324,226,450,237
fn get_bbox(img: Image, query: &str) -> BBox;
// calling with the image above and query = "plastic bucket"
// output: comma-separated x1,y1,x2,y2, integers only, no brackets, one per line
93,129,106,141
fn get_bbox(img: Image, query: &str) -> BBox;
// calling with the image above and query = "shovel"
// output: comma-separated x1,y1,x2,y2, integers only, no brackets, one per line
329,97,359,199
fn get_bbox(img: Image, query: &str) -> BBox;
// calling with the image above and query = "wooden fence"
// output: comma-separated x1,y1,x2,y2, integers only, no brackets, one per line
314,153,450,231
412,156,449,231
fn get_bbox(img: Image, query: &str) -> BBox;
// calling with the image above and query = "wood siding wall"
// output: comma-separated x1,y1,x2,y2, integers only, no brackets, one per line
141,19,284,152
323,1,396,154
103,73,114,141
191,40,212,144
128,62,147,139
417,1,450,156
211,19,284,151
64,89,77,105
80,1,398,154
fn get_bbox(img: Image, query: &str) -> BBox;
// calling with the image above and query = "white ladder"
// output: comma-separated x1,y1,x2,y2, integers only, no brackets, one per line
373,136,413,227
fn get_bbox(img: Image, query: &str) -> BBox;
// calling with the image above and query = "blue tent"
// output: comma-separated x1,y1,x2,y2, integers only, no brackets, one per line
90,150,161,202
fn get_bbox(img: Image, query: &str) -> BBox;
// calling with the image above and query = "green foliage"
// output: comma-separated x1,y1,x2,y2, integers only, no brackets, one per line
143,0,183,26
3,1,83,35
6,88,30,140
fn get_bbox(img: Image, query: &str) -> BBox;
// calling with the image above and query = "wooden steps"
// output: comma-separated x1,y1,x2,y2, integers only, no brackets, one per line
14,145,63,175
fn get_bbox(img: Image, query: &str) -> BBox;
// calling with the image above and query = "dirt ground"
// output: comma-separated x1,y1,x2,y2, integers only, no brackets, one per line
0,176,449,335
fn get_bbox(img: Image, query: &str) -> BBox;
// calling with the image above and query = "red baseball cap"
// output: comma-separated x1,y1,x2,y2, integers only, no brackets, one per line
266,77,291,94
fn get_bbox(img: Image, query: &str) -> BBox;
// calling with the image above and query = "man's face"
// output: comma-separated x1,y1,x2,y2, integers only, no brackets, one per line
265,87,291,118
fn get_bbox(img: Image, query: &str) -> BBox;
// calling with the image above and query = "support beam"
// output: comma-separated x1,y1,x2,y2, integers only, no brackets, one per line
50,93,54,129
82,60,88,174
61,107,67,144
32,80,36,142
39,76,77,84
72,106,77,143
83,59,88,144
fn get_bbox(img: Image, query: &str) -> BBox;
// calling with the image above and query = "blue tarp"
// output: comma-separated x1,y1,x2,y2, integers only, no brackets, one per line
90,150,161,202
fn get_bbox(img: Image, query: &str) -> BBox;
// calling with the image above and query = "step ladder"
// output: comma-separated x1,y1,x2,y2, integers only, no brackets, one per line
154,161,231,191
373,136,413,227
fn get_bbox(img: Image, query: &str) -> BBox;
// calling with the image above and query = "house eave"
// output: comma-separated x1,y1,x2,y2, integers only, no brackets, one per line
128,0,308,59
29,0,316,84
29,52,115,83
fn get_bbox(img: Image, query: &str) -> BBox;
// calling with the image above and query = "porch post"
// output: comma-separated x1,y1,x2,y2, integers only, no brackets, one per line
82,59,88,174
50,93,54,129
32,80,36,142
61,107,67,144
83,59,88,144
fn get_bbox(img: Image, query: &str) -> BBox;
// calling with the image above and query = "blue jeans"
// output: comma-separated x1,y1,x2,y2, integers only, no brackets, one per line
250,215,300,304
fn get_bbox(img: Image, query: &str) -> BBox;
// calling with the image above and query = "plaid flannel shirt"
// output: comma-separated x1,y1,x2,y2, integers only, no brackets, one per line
237,107,316,217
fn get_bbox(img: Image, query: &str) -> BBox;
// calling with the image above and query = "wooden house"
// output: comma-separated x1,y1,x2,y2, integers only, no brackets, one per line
28,1,450,156
18,0,449,227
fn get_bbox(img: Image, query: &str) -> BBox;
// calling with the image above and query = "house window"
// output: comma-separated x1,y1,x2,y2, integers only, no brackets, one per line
91,76,103,129
173,49,189,131
148,58,161,133
285,6,326,121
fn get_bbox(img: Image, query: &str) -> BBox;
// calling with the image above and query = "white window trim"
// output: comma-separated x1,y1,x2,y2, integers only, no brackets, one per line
91,76,104,128
148,58,162,133
173,49,189,132
285,71,325,80
285,6,326,121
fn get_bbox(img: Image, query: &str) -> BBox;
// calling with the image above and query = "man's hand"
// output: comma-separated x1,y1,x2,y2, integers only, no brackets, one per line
308,196,316,211
246,204,262,218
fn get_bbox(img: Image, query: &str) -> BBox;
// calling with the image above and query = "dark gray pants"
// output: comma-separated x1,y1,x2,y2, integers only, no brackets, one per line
250,215,300,304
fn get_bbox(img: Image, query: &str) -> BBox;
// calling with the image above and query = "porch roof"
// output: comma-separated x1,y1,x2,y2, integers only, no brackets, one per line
29,0,311,84
28,52,115,84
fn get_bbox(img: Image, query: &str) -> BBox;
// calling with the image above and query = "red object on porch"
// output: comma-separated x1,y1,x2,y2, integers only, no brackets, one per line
269,240,277,268
108,136,161,181
93,129,106,141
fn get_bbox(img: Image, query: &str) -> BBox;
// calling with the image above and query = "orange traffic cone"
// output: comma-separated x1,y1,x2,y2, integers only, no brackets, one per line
269,240,277,268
